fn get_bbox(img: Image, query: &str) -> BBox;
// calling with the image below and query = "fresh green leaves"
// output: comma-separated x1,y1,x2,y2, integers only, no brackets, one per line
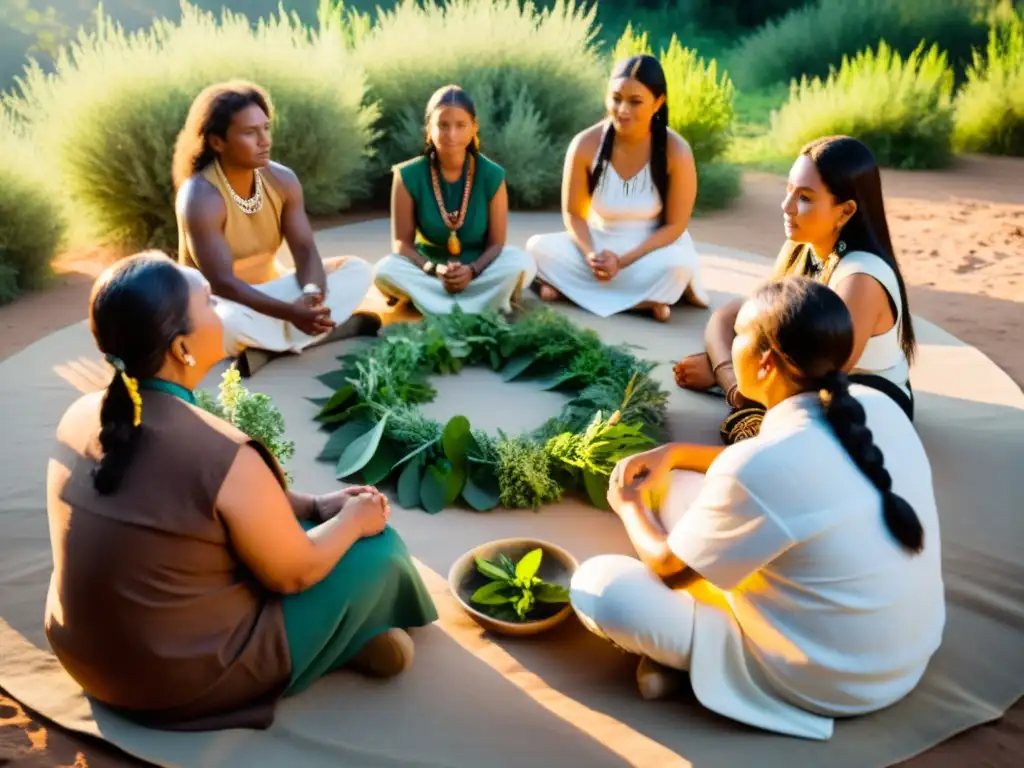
420,465,449,514
469,548,570,621
475,555,512,582
335,415,390,480
312,307,667,514
442,416,473,468
515,548,543,581
197,365,295,485
397,455,424,509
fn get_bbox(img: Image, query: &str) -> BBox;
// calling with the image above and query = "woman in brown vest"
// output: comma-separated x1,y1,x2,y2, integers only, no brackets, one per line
45,252,437,731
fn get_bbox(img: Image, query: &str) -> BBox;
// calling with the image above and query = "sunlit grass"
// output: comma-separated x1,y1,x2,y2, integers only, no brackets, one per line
729,0,990,91
954,7,1024,156
769,42,956,169
0,104,66,304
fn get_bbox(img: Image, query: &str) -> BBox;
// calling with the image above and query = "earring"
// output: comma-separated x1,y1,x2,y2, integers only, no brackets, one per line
835,239,847,255
757,368,768,381
184,353,196,368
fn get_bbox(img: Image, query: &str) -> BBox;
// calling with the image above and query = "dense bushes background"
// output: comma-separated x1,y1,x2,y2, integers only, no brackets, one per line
729,0,991,91
770,42,955,169
0,106,65,305
341,0,605,208
954,9,1024,156
1,0,1020,302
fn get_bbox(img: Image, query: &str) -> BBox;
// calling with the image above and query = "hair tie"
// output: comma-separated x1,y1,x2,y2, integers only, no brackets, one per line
122,373,143,428
106,354,142,427
817,370,847,393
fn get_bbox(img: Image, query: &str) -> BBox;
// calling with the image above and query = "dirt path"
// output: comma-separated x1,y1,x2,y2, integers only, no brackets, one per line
2,158,1022,767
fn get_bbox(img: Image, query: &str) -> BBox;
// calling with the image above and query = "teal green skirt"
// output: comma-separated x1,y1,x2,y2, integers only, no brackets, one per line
282,524,438,696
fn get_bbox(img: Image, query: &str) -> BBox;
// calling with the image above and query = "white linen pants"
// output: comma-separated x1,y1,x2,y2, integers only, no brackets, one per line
570,470,707,670
526,230,708,318
373,247,536,315
215,256,373,358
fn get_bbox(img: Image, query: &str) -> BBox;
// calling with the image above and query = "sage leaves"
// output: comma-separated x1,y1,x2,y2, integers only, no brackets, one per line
468,548,570,622
313,307,668,514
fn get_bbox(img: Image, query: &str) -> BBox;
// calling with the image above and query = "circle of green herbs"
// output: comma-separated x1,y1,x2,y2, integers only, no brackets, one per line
312,307,669,513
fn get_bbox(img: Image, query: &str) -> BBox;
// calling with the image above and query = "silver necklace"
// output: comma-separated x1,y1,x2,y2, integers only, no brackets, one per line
215,160,263,215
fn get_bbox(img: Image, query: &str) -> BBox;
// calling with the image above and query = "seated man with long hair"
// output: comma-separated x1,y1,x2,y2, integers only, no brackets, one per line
173,80,377,376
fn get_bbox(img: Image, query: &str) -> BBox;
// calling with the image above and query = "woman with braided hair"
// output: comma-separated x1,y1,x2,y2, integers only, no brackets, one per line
374,84,536,315
526,54,708,322
44,252,436,731
570,276,944,740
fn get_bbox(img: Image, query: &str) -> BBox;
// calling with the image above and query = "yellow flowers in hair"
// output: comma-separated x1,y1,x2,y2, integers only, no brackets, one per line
121,372,142,427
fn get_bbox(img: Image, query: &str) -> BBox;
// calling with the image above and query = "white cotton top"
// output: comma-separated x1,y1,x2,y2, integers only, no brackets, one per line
827,250,910,393
667,386,945,739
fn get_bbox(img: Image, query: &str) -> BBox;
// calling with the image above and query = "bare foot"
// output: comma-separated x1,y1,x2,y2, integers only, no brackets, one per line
673,352,715,391
539,283,560,302
651,304,671,323
636,656,682,701
346,628,414,678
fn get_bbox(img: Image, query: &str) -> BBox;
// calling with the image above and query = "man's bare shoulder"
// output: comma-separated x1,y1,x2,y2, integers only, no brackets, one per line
262,161,301,199
177,173,225,227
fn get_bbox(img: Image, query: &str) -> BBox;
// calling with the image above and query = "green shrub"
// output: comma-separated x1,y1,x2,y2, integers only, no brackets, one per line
729,0,990,91
7,2,376,252
0,107,66,305
769,42,955,169
595,0,810,34
613,25,741,210
954,9,1024,155
337,0,606,208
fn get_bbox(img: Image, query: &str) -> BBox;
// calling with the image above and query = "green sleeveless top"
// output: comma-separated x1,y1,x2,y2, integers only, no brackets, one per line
394,153,506,265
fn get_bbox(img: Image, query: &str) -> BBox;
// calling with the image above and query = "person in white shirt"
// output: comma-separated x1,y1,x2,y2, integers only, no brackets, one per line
570,276,945,740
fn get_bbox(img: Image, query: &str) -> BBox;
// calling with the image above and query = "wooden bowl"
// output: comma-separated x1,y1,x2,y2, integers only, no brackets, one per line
448,537,579,637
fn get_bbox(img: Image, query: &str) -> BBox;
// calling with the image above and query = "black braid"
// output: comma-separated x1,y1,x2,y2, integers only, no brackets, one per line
587,112,669,226
587,121,616,196
649,103,669,225
93,371,141,495
818,371,924,553
88,252,194,495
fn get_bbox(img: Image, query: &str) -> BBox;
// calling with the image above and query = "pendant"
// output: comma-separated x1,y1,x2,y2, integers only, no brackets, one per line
447,229,461,256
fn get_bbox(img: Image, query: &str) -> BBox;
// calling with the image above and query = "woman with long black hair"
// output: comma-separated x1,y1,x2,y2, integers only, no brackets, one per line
571,276,944,740
373,84,536,315
674,136,917,442
527,54,708,322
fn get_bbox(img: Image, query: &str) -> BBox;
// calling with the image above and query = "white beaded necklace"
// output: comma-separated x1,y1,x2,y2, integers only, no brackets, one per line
215,159,263,215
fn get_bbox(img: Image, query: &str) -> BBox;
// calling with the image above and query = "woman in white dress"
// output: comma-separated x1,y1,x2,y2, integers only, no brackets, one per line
673,136,917,442
571,276,944,740
526,54,708,322
373,85,535,316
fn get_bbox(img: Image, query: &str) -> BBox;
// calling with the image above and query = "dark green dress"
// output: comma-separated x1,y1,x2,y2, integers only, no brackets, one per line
138,379,438,699
283,522,437,695
395,152,506,265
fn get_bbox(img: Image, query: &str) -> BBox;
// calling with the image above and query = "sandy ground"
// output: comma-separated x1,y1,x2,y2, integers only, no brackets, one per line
1,156,1021,767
